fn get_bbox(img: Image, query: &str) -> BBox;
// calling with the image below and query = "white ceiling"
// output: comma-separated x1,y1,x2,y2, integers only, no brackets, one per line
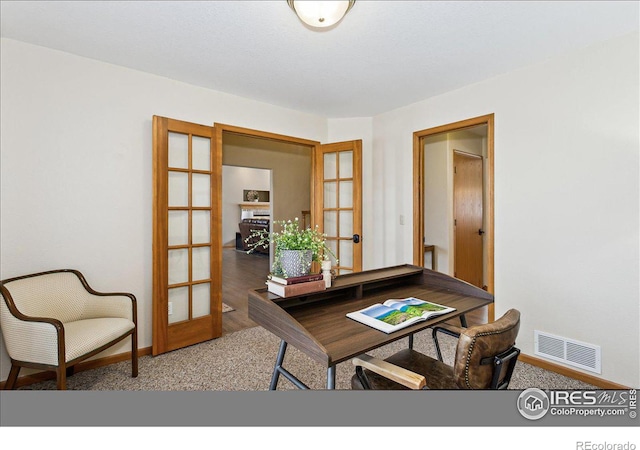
1,1,638,118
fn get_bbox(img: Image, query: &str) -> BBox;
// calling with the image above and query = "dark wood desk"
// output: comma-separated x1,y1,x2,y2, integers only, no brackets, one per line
248,264,493,390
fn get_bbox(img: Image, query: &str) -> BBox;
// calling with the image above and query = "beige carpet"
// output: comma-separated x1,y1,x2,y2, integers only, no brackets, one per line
18,325,598,391
222,303,234,313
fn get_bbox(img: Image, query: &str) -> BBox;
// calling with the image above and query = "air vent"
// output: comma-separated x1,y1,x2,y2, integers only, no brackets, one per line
534,330,601,374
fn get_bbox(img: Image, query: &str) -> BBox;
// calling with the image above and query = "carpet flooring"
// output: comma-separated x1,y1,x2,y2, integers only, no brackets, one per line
18,325,598,391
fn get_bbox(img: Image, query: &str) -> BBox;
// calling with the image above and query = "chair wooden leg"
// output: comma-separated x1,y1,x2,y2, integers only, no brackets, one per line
4,364,20,390
131,330,138,378
56,366,67,390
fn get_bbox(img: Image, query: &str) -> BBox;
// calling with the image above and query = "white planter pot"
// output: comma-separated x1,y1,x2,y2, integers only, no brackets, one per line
279,249,313,278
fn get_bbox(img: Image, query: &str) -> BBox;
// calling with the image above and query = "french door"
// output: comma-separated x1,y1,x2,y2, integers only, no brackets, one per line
313,140,362,274
152,116,222,355
152,118,362,355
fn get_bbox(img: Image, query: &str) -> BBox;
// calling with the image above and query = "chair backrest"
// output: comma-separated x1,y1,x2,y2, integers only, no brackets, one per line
0,270,93,324
452,308,521,389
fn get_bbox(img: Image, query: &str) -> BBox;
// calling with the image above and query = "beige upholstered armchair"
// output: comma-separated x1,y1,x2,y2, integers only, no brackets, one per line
0,269,138,389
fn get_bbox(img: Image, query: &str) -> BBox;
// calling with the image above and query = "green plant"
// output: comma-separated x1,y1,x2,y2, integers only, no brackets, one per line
245,217,337,276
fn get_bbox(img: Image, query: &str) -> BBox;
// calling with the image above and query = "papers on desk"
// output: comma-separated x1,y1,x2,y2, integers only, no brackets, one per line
346,297,455,333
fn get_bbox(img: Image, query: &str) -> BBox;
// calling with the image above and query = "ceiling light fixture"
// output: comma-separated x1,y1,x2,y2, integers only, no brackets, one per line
287,1,356,29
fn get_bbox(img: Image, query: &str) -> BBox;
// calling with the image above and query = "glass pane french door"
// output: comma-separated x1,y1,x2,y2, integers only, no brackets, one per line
152,116,221,356
314,141,362,274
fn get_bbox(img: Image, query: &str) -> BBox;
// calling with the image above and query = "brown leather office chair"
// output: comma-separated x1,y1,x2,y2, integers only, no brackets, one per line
351,309,520,390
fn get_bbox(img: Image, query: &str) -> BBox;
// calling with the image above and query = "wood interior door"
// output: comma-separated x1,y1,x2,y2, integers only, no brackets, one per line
453,150,484,288
152,116,222,355
313,140,362,274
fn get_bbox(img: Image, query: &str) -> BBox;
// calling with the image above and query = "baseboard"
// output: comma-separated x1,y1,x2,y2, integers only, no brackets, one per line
518,353,630,390
0,346,152,390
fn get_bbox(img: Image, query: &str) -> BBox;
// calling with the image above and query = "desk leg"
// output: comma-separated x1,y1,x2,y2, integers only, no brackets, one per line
327,366,336,390
270,340,311,390
269,340,288,390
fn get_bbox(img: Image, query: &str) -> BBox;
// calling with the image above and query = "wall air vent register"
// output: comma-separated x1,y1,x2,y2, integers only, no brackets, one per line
534,330,601,374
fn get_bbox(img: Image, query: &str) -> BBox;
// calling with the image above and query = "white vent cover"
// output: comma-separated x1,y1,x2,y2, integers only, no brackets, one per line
534,330,601,374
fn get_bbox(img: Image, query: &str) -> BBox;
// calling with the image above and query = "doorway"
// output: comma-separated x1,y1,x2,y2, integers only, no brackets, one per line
221,165,272,334
219,129,316,335
413,114,495,322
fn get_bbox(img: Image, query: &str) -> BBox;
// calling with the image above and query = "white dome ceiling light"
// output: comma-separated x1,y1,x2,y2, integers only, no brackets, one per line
287,1,356,29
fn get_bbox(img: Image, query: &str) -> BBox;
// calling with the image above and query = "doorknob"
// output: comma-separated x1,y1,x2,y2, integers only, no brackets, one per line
353,234,360,243
478,229,485,235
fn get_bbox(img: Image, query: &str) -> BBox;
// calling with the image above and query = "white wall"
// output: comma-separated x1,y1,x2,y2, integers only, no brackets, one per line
424,135,450,272
0,38,329,380
372,32,639,387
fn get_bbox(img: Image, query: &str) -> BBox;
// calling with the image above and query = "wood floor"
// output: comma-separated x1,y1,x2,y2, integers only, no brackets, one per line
220,247,488,335
221,247,270,335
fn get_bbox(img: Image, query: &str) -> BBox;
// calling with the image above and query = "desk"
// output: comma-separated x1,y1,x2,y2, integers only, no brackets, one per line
248,264,493,390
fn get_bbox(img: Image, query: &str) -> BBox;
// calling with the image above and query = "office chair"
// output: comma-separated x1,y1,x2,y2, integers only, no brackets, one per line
351,309,520,390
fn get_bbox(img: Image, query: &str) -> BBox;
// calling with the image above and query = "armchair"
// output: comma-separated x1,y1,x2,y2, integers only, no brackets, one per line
351,309,520,390
0,269,138,389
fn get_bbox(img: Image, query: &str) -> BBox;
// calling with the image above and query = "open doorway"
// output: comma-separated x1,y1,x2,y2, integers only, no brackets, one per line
413,114,495,324
220,165,272,333
219,130,315,335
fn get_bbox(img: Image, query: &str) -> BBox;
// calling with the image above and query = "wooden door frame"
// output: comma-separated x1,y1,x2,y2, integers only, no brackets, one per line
412,114,495,320
213,122,321,226
213,123,320,267
213,123,320,148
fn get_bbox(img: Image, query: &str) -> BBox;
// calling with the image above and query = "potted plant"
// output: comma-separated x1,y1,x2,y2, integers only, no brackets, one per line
245,217,337,278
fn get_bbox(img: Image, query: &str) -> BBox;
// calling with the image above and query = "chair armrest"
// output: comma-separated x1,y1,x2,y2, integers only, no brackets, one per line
71,270,137,321
83,293,137,321
0,298,63,365
352,354,426,390
431,323,463,362
432,323,463,338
